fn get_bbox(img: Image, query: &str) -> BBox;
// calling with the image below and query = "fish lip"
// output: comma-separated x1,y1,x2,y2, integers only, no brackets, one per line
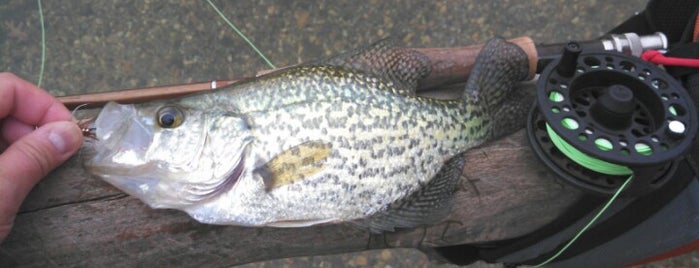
82,102,154,174
85,161,157,177
94,102,136,141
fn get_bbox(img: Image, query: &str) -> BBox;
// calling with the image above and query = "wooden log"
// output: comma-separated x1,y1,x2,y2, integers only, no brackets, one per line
0,127,583,267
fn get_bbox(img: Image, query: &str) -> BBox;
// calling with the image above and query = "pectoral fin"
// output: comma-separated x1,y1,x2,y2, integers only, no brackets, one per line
256,141,333,191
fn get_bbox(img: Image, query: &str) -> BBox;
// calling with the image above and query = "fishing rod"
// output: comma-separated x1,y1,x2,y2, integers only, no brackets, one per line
57,32,667,109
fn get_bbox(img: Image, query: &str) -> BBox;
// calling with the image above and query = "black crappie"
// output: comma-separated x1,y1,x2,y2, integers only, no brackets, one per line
82,38,529,231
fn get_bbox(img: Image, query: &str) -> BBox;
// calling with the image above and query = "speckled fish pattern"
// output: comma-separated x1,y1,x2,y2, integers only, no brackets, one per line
84,38,529,232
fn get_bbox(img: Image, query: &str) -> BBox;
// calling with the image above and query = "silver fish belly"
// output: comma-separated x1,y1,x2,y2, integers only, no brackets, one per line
82,38,529,231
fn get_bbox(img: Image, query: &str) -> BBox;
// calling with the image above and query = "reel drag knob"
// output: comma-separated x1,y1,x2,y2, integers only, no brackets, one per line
590,84,635,130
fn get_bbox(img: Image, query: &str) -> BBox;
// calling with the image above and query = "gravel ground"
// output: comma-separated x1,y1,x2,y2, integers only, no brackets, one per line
1,0,698,267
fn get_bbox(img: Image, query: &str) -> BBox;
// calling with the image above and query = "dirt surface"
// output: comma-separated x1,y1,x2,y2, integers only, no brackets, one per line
1,0,697,267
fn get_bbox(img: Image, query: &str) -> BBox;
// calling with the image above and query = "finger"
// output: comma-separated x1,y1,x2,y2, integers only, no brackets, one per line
0,121,82,230
1,117,35,144
0,72,73,126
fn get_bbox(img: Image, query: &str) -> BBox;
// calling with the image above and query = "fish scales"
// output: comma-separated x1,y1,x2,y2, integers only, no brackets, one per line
83,38,530,231
208,67,471,222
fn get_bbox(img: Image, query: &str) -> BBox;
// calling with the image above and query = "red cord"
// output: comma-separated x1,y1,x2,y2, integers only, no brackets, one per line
642,50,699,68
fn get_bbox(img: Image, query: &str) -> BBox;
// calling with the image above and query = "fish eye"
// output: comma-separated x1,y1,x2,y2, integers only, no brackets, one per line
156,106,184,128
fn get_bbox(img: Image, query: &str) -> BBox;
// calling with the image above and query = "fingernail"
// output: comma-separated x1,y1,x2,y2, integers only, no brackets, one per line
48,130,68,154
47,122,80,155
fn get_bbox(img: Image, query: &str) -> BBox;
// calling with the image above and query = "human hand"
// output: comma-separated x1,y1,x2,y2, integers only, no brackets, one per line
0,73,83,243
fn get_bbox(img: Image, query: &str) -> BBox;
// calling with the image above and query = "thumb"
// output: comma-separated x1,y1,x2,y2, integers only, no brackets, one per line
0,121,82,235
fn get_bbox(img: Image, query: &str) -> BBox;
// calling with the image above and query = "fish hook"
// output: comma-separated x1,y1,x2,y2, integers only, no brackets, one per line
72,104,97,140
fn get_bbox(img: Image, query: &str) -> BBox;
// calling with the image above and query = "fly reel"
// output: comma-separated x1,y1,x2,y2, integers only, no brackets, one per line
527,42,698,196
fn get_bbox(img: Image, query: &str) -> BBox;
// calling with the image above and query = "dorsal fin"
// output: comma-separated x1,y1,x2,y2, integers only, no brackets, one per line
314,38,432,96
255,141,333,191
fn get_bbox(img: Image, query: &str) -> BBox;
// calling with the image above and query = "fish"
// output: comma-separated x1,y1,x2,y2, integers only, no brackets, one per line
82,37,530,232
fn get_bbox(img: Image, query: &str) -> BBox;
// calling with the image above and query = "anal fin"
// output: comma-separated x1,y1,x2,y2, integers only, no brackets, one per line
356,155,464,233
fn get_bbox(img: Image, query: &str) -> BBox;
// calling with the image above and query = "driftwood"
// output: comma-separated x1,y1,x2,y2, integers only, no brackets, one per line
0,125,584,266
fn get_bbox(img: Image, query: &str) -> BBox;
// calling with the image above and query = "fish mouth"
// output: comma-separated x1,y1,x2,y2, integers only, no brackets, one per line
82,102,154,174
105,141,250,208
81,101,253,208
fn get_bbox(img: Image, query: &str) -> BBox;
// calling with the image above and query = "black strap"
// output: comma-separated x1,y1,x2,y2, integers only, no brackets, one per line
608,0,699,43
430,194,604,266
476,194,606,263
507,160,693,266
434,161,693,266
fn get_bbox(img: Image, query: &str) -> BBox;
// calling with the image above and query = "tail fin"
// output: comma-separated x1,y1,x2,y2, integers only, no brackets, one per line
463,38,530,107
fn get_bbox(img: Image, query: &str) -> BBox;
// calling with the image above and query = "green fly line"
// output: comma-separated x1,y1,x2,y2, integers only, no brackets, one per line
205,0,276,69
546,124,633,175
531,124,634,267
37,0,46,87
532,174,632,267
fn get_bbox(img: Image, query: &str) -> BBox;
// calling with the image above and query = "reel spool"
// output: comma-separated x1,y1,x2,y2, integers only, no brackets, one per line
527,42,698,196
